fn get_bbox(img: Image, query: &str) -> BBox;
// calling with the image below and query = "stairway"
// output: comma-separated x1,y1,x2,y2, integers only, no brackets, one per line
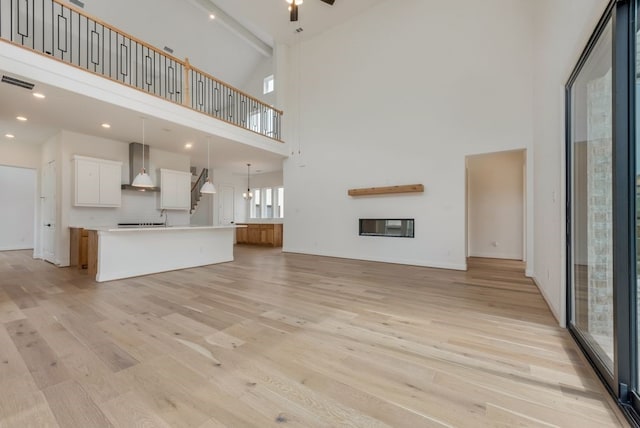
190,168,208,214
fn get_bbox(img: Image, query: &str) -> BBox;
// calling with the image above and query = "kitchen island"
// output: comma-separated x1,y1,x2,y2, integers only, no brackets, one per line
82,225,240,282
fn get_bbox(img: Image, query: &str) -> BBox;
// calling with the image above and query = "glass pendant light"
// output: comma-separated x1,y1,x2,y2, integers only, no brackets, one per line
243,163,253,200
132,118,154,187
200,138,217,194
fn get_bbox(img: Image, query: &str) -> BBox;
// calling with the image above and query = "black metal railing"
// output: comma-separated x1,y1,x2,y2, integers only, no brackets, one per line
0,0,282,141
190,67,281,140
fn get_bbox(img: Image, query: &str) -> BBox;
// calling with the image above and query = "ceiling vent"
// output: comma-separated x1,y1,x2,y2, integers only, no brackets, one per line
68,0,85,8
1,75,35,90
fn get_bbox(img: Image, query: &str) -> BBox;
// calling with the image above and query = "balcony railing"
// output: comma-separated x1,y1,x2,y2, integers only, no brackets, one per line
0,0,283,141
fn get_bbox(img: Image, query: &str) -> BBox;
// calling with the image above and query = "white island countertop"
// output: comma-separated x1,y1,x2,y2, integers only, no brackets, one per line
81,225,244,233
80,225,242,282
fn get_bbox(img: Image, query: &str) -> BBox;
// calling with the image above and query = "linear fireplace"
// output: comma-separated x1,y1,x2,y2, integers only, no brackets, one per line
359,219,414,238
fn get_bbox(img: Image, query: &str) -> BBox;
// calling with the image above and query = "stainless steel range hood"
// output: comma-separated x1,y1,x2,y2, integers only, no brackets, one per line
121,142,160,192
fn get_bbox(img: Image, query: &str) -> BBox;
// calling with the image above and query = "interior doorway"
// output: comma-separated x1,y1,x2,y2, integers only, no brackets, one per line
466,149,526,262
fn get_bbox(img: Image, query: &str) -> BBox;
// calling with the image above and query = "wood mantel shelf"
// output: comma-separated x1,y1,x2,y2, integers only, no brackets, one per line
348,184,424,197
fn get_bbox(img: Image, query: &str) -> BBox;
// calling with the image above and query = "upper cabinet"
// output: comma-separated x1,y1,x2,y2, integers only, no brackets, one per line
159,169,191,210
73,155,122,207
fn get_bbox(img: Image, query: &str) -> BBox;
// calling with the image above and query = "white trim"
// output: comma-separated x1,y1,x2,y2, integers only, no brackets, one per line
532,275,563,327
282,247,467,271
0,246,34,251
468,251,523,260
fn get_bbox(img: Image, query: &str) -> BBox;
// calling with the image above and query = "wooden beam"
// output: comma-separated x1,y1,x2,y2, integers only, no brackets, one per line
348,184,424,197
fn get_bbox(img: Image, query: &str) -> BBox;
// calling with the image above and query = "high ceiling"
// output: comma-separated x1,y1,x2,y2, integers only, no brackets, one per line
210,0,388,45
0,0,386,174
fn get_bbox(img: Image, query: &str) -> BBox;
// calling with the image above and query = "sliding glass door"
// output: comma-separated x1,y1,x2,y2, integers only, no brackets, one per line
569,16,615,377
567,0,639,422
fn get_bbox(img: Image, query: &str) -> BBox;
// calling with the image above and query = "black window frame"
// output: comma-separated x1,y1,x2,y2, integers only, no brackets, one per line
565,0,639,424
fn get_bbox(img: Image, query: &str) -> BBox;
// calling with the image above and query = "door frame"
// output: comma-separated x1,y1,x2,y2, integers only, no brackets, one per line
41,159,57,264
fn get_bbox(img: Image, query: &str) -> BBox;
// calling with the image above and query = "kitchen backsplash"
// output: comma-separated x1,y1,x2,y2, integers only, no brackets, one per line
68,192,190,227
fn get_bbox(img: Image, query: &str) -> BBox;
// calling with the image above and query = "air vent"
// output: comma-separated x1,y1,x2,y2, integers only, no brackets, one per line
1,75,35,90
163,46,174,54
69,0,85,8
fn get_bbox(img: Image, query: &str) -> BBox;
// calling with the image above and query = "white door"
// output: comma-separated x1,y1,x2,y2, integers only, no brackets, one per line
42,160,56,263
220,184,235,225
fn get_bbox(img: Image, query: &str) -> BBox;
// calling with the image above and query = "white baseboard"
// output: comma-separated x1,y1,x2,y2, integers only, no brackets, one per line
0,245,34,251
468,251,523,260
531,275,563,326
282,247,467,271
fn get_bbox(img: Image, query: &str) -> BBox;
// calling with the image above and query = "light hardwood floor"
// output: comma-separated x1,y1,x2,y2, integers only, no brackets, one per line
0,248,628,427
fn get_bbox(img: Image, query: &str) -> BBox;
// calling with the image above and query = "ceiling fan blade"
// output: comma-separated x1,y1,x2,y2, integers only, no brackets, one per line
320,0,336,4
290,3,299,21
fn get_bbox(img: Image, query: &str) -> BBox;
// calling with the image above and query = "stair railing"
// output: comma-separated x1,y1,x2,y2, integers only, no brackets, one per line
0,0,283,141
190,168,208,214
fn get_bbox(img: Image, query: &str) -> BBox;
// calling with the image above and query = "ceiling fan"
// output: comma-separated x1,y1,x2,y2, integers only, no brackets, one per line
287,0,336,22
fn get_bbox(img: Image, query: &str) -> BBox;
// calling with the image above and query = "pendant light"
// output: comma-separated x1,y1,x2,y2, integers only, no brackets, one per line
132,118,154,187
200,138,217,194
243,163,253,200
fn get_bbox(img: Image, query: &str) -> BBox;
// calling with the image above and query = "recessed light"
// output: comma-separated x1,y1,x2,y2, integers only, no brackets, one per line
101,123,111,129
209,13,215,19
185,143,193,149
5,133,15,139
16,116,27,121
32,92,45,99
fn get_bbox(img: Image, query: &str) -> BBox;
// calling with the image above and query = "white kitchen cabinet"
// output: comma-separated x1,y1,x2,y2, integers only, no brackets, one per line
73,155,122,207
159,169,191,210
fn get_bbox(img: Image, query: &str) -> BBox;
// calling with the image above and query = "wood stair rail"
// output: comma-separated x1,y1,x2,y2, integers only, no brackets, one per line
190,168,208,214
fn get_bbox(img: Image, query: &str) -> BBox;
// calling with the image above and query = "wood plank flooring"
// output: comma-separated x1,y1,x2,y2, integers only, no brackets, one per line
0,248,628,427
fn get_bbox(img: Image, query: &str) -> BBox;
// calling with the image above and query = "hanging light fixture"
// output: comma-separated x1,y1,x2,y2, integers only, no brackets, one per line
131,118,154,187
243,163,253,200
200,137,217,194
287,0,303,21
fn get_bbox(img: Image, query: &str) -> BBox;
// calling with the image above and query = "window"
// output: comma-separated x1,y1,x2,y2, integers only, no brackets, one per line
249,186,283,219
263,74,274,94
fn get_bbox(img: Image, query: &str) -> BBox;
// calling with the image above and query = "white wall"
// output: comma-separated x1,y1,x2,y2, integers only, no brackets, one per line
532,0,609,324
282,0,534,270
467,150,524,260
251,170,283,189
242,56,276,106
0,141,41,169
0,166,36,251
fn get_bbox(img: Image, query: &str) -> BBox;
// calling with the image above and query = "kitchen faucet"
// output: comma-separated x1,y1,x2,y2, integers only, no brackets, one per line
160,209,169,227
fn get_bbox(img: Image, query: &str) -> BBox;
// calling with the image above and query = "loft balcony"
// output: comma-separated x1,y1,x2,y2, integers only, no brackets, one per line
0,0,283,142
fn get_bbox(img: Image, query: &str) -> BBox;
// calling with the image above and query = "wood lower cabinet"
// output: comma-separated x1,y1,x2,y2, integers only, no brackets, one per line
69,227,89,269
236,223,282,247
